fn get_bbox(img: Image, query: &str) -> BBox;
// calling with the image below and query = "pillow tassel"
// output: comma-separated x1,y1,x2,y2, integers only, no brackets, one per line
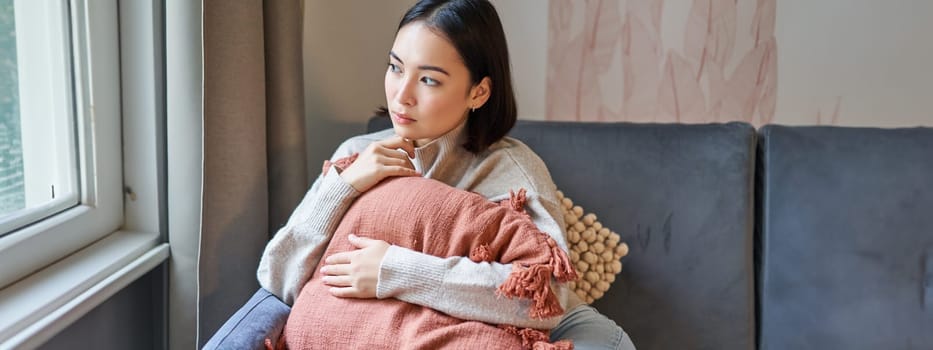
469,244,494,262
499,325,575,350
498,264,564,319
264,332,287,350
497,232,578,319
547,237,578,282
321,160,333,176
320,153,359,176
508,188,528,214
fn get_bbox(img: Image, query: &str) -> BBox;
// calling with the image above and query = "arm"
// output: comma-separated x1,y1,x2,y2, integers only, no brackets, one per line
258,134,418,305
376,191,572,329
256,142,362,305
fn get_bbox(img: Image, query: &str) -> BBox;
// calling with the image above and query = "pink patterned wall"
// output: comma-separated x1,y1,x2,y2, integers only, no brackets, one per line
547,0,777,126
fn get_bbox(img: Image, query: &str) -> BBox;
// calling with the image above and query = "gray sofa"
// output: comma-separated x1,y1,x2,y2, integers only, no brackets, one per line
206,118,933,349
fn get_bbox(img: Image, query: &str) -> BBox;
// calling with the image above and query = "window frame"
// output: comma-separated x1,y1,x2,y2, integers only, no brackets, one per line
0,0,80,236
0,0,169,347
0,0,123,289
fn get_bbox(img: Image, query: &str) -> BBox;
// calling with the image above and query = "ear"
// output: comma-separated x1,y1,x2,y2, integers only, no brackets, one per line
469,77,492,110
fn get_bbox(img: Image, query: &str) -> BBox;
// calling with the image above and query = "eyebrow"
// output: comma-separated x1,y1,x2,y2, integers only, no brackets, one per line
389,51,450,76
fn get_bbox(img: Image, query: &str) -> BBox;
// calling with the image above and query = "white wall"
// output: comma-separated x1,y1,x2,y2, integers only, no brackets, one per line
491,0,549,120
774,0,933,127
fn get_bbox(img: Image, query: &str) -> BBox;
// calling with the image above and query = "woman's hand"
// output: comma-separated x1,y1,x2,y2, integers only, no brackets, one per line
320,234,391,298
339,136,418,192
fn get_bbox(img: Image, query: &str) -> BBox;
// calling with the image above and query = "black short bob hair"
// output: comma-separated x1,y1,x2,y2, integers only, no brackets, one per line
379,0,517,154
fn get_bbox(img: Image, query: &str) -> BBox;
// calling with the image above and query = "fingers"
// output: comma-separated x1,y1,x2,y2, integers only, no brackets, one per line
348,234,383,249
324,252,352,265
320,238,387,299
378,136,415,159
371,154,418,177
329,287,368,298
375,154,415,171
385,166,420,178
325,275,369,297
321,275,353,287
370,145,416,173
347,234,366,248
320,263,351,276
320,261,369,298
373,144,415,164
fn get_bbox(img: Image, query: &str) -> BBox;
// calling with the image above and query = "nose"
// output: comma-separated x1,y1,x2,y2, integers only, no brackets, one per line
392,76,416,107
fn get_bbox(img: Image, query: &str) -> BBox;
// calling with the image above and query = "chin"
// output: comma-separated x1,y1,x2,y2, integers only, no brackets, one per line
391,124,420,140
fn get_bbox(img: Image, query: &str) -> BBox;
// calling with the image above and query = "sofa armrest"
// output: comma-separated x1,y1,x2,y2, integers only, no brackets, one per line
203,288,290,350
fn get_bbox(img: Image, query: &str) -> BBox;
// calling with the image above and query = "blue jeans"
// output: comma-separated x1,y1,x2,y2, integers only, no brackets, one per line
206,288,636,349
550,303,637,350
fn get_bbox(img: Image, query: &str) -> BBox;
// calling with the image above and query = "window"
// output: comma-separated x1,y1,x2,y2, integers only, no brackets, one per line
0,0,168,347
0,0,22,217
0,0,122,289
0,0,80,238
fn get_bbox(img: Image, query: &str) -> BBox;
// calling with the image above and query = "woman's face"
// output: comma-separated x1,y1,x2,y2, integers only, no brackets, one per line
385,22,487,146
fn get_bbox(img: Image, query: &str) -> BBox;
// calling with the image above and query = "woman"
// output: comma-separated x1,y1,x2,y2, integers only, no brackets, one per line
257,0,635,348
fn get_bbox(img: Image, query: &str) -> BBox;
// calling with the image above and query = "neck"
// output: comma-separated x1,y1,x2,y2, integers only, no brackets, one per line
413,137,432,147
413,117,468,147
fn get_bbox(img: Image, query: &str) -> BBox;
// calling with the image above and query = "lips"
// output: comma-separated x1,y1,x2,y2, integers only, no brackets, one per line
391,111,416,124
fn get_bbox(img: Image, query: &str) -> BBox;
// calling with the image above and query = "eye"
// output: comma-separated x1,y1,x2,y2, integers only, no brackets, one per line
421,76,440,86
387,63,401,73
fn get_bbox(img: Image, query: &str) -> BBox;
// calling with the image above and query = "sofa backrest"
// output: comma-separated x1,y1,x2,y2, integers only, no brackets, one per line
756,126,933,349
368,117,759,350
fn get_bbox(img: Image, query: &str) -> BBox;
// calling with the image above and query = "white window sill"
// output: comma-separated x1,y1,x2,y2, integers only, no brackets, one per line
0,230,169,349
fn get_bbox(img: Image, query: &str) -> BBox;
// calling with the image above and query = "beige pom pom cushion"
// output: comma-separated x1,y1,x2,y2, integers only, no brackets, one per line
558,190,630,304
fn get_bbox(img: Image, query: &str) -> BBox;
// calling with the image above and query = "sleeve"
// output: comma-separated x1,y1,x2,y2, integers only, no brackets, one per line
375,190,572,329
256,140,363,305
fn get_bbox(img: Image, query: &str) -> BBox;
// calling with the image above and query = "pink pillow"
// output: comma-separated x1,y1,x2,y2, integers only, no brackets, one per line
284,157,576,349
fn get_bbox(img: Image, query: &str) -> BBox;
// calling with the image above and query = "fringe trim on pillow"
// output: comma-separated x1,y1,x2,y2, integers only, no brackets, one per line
470,244,494,262
321,152,359,176
496,211,579,319
499,187,578,318
508,188,528,214
498,264,563,318
546,237,578,281
264,332,287,350
499,325,574,350
497,238,578,320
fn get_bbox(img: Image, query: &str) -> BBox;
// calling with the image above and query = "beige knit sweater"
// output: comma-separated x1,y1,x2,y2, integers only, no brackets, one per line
256,121,570,329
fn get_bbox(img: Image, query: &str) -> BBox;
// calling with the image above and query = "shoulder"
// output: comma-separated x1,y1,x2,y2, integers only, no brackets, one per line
485,136,551,182
471,136,567,241
472,136,557,199
331,127,395,160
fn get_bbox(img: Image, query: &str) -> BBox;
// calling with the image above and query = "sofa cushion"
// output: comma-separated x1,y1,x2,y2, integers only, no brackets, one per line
512,120,757,350
757,125,933,349
368,117,758,350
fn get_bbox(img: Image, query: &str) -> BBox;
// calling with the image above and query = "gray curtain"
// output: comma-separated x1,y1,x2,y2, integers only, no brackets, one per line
194,0,307,347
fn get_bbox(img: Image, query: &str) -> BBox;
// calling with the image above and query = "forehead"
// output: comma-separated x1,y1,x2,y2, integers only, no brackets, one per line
391,22,464,69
